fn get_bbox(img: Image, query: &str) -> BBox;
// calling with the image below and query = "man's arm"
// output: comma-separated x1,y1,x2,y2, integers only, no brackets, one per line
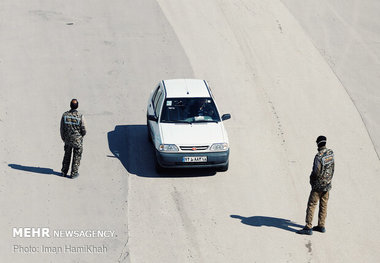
80,116,87,137
60,115,65,141
310,155,321,185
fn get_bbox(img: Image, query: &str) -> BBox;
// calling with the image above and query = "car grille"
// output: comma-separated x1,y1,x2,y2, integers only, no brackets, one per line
179,145,209,151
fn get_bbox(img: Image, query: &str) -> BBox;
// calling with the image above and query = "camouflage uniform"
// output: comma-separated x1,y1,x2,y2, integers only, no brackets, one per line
305,146,335,229
60,109,86,176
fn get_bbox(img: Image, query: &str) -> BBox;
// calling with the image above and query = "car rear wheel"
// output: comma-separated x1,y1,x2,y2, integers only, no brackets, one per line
147,120,152,143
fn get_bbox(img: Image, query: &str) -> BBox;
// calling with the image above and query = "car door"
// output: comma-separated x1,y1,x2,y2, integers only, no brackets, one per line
147,85,159,139
149,84,165,148
148,84,159,117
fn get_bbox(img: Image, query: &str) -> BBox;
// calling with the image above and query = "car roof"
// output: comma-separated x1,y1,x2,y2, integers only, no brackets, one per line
163,79,211,98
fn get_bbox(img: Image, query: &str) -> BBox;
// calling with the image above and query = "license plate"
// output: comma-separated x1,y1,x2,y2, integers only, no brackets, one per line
183,156,207,162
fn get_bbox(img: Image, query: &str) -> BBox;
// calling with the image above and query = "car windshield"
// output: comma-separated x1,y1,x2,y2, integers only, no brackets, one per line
160,98,221,123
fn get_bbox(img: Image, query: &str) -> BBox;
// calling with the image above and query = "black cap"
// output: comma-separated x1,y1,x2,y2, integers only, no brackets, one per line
70,99,78,110
316,135,327,146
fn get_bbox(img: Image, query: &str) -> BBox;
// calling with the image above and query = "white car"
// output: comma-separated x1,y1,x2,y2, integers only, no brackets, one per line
147,79,231,172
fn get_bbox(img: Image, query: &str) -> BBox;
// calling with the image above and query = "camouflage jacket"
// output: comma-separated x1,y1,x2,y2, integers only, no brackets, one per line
310,147,335,192
60,109,86,148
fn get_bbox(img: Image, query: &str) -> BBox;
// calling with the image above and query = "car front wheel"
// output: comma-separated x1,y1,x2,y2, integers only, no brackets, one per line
219,161,229,172
155,160,164,174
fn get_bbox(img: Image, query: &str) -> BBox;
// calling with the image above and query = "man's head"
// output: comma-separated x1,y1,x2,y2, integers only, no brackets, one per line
70,99,78,110
316,135,327,147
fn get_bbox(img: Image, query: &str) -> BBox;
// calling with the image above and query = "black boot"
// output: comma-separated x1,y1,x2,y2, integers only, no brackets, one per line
70,173,79,179
296,226,312,235
61,169,68,177
312,226,326,233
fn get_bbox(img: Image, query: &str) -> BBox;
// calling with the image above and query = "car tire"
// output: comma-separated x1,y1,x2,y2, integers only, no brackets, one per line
219,161,229,172
155,160,164,174
147,120,152,143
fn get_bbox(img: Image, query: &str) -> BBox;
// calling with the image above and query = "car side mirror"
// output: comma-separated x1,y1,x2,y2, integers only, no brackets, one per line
147,115,158,122
221,114,231,121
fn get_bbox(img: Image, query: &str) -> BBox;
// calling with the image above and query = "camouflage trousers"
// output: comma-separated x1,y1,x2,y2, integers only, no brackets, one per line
61,144,83,176
306,190,330,229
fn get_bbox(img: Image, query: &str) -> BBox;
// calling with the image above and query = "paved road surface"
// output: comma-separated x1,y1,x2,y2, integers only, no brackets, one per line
282,0,380,159
1,0,379,262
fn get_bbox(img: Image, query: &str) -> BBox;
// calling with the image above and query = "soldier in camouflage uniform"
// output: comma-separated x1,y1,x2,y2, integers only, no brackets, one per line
60,99,86,178
297,136,335,235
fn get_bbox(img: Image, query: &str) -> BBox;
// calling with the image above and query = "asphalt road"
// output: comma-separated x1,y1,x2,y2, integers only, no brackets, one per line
281,0,380,159
1,0,379,262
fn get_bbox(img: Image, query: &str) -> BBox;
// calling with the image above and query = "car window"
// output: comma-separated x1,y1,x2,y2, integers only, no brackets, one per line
151,85,160,104
153,89,163,114
155,91,165,118
160,98,220,123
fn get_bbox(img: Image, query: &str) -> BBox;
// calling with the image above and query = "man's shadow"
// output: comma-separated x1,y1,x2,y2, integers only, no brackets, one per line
8,164,63,177
231,215,303,233
107,125,216,178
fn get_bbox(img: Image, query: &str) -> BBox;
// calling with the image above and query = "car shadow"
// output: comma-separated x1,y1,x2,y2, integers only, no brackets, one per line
107,125,216,178
230,215,303,233
8,164,64,177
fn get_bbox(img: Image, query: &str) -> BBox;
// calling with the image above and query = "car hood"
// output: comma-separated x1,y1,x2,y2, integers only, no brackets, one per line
159,122,227,145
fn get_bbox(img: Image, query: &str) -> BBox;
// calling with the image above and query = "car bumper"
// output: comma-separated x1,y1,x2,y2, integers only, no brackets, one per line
155,149,229,168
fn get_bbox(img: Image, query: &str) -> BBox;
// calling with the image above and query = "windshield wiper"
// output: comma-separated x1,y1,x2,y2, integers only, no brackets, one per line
162,120,192,124
193,119,219,123
176,120,193,124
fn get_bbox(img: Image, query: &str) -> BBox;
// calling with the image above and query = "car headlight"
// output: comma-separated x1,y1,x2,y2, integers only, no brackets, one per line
210,143,229,151
159,144,179,152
